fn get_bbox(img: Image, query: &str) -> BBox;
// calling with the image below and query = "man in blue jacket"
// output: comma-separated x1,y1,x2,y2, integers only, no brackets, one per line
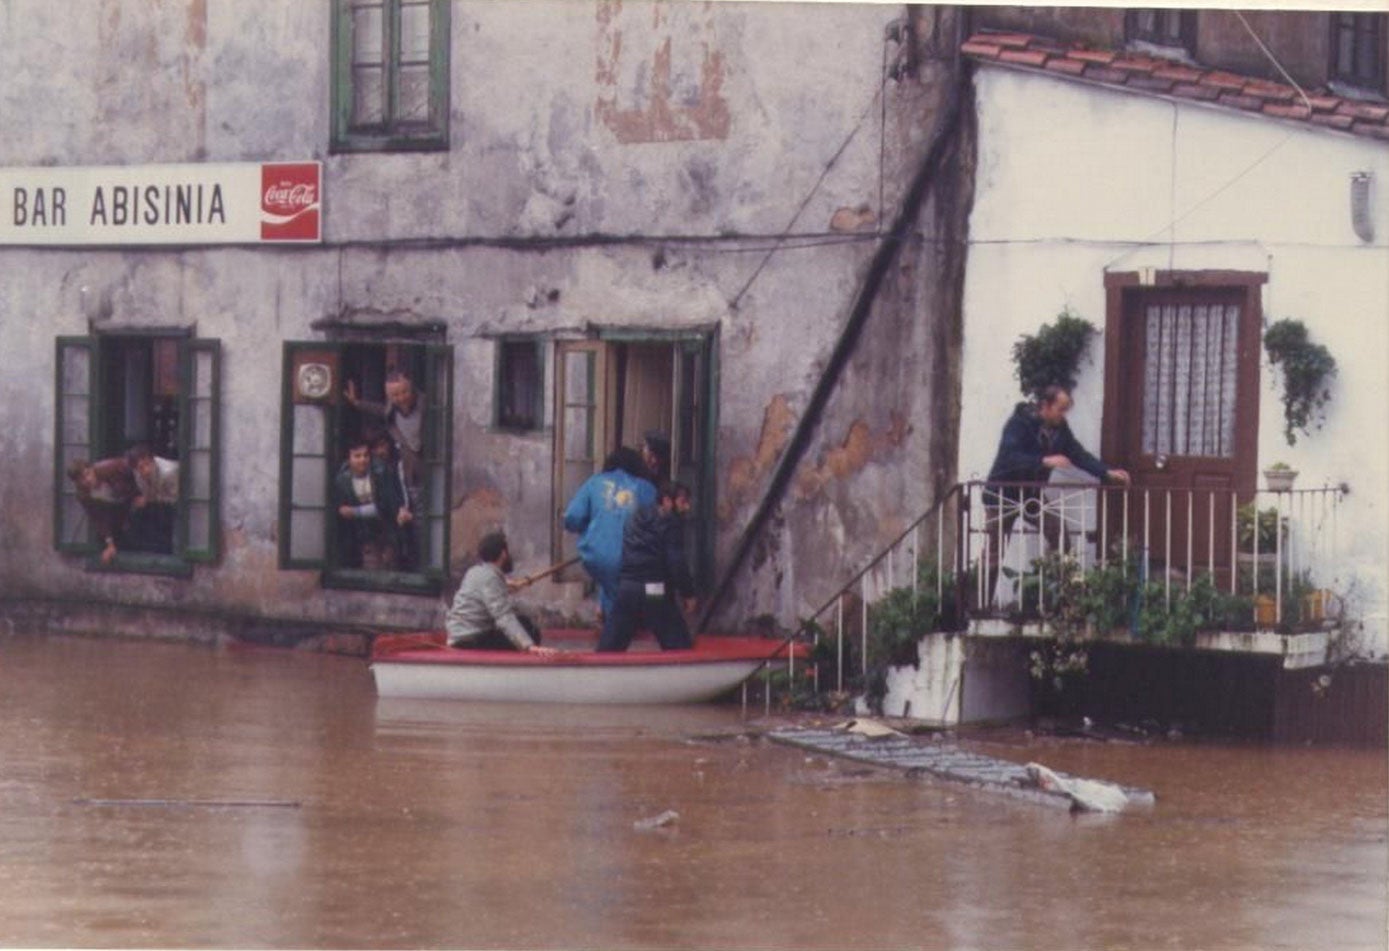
563,447,657,617
983,385,1129,603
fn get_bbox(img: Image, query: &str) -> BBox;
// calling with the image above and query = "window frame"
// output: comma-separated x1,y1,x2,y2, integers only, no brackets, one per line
53,332,221,576
493,335,547,433
1330,13,1386,95
278,339,453,596
1125,9,1198,56
330,0,451,153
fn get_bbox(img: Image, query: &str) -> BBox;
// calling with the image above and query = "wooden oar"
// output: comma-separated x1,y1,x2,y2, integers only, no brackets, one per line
508,555,581,591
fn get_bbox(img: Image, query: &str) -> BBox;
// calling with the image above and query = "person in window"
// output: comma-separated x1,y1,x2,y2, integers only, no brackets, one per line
333,437,404,571
125,444,179,555
344,370,425,566
369,429,414,569
598,481,697,653
563,446,658,619
65,456,138,565
445,531,558,655
982,385,1130,603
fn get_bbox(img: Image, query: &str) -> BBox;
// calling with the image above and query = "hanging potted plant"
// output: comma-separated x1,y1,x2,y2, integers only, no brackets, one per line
1263,461,1298,492
1263,318,1336,446
1011,309,1098,398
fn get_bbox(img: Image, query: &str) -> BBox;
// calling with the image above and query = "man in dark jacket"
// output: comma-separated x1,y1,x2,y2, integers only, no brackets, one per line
598,482,696,652
982,386,1130,603
333,437,406,570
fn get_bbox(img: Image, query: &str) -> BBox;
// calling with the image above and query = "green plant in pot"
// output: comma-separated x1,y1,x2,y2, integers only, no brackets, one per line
1263,460,1297,492
1012,310,1098,397
1237,502,1287,554
1264,318,1336,446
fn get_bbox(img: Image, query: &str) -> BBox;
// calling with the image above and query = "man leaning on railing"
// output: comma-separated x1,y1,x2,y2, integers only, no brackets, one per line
982,385,1131,606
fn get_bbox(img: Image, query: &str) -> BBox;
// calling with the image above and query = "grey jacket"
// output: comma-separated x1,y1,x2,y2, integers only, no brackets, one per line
444,562,535,650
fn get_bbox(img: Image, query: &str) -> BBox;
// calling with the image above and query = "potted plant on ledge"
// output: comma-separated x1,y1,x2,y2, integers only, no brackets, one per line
1263,461,1298,492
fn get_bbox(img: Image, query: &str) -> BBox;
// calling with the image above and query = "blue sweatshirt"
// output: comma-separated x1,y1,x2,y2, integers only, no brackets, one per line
563,470,657,578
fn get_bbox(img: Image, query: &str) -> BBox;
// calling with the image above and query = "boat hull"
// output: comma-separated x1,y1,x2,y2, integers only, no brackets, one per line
370,632,800,705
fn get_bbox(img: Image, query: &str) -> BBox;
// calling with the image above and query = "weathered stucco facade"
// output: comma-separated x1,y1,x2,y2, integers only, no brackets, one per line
0,1,974,641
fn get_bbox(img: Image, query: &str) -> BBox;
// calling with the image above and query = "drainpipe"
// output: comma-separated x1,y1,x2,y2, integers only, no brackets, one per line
698,13,970,633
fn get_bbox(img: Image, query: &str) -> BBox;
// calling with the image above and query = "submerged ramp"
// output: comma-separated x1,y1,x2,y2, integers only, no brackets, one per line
768,725,1155,812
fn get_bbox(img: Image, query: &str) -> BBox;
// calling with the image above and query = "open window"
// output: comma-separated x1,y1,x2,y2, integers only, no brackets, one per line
551,331,718,591
278,339,453,594
54,332,221,574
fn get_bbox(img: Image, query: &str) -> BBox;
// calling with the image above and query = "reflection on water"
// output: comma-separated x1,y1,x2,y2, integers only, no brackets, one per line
0,633,1384,949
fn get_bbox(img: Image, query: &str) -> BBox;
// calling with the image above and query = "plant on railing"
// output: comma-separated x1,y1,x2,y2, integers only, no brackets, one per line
1237,503,1287,553
1011,309,1098,398
1264,318,1336,446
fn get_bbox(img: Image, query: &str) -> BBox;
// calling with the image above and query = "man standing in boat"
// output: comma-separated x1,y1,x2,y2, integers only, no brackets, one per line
598,482,696,653
446,532,558,655
563,447,657,618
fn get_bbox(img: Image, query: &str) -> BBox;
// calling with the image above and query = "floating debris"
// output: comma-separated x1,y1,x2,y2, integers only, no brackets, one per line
633,809,680,831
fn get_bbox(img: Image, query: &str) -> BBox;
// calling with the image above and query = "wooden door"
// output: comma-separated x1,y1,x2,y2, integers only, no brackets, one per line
551,340,614,572
1105,285,1261,582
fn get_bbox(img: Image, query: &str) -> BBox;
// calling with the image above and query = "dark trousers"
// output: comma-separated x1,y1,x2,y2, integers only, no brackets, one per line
598,579,693,653
126,502,175,554
452,614,542,651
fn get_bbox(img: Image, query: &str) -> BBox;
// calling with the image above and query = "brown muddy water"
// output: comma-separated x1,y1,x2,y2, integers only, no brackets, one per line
0,633,1385,950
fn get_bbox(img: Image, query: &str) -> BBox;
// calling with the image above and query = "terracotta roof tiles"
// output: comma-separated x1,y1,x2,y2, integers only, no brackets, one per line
962,29,1389,142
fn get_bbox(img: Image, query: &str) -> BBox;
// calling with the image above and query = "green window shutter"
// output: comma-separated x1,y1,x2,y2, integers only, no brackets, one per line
54,336,99,553
330,0,450,153
179,338,221,562
419,343,454,579
279,341,340,569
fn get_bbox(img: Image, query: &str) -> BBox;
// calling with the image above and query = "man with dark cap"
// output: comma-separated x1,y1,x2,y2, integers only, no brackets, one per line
640,430,671,485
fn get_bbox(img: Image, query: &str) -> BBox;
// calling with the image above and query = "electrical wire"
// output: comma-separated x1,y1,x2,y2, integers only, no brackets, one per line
727,79,886,311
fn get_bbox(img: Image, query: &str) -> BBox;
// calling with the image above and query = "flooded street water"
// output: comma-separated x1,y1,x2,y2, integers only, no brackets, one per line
0,633,1384,950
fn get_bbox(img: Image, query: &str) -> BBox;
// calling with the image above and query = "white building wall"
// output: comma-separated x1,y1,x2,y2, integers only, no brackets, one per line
961,66,1389,654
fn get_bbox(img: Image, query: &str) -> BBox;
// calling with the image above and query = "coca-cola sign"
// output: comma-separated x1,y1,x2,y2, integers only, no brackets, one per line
261,163,321,241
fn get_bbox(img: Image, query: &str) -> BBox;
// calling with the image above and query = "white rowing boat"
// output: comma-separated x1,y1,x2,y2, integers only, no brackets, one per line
370,630,803,704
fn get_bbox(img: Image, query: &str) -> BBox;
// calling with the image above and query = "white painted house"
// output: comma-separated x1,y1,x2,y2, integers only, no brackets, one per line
958,32,1389,657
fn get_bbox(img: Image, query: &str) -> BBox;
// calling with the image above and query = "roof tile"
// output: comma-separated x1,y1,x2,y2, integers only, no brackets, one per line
1243,81,1298,101
1044,57,1088,77
1153,65,1205,84
1352,122,1389,140
1066,48,1116,65
1172,83,1223,102
1218,92,1265,111
1084,65,1130,85
1203,71,1248,92
1337,101,1389,122
1000,48,1050,68
962,40,1004,59
1310,113,1356,131
1263,103,1312,120
960,29,1389,142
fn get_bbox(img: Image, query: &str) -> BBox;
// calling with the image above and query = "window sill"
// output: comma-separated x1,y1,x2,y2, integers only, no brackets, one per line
84,552,195,579
329,133,450,154
322,569,442,597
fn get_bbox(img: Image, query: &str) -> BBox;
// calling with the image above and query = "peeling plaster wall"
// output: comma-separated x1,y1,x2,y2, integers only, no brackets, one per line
0,1,971,637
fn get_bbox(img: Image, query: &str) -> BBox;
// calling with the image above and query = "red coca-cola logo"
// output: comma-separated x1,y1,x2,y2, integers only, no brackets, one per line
261,163,321,241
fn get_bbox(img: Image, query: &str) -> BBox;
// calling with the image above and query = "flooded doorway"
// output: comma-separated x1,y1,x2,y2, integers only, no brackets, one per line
552,330,717,589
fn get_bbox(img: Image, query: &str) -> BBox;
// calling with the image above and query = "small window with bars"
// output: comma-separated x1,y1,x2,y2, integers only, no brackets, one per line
1330,13,1385,94
495,338,545,432
1125,9,1197,55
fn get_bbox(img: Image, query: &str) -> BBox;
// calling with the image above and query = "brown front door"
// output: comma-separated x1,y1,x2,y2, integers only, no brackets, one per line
1103,277,1263,582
